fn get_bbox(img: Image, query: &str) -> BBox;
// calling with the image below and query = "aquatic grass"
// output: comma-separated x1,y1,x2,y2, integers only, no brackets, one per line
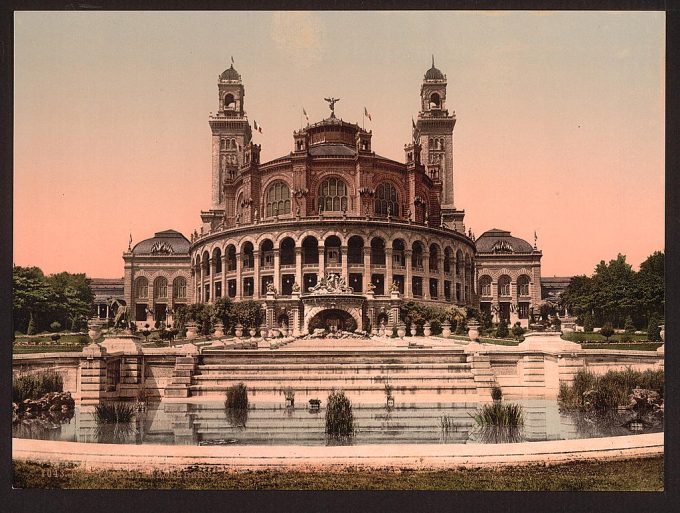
12,372,64,403
472,402,524,428
225,383,249,410
325,390,355,441
559,368,664,411
490,385,503,402
93,403,135,424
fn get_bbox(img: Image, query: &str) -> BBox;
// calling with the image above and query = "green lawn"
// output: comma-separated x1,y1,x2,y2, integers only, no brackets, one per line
12,456,663,490
13,334,89,354
579,343,662,351
562,332,651,343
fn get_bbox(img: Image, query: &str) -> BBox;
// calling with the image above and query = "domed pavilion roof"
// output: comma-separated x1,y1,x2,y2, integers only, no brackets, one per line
132,229,190,255
424,56,445,80
220,64,241,81
475,228,534,254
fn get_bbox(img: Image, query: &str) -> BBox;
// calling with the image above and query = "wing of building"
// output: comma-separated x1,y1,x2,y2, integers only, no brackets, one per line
115,60,568,331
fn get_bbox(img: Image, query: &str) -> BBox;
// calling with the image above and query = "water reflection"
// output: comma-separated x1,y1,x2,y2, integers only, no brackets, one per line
12,398,663,446
469,425,524,444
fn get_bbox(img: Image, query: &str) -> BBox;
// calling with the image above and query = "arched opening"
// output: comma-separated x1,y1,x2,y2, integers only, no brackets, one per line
429,243,440,271
260,239,274,269
498,275,511,297
280,237,295,266
265,181,291,217
412,241,424,270
242,241,254,269
347,235,364,265
153,277,168,299
135,277,149,299
226,245,237,271
224,93,236,110
479,275,492,297
429,92,441,109
212,247,222,274
455,249,463,276
392,239,405,267
518,275,531,297
324,235,342,266
173,276,187,300
375,182,399,217
370,237,386,266
308,309,358,334
444,247,452,273
319,177,348,212
302,236,319,265
202,251,210,276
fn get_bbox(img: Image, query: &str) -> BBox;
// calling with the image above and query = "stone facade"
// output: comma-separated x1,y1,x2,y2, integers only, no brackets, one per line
188,61,476,333
475,228,543,328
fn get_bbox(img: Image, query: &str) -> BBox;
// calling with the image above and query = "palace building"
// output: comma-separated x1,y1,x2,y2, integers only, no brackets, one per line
120,60,550,332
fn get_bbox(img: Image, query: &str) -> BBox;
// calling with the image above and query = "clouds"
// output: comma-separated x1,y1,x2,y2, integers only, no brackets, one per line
270,12,325,65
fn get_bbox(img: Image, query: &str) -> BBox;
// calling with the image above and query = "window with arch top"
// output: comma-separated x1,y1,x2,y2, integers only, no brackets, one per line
375,182,399,217
319,177,348,212
265,181,291,217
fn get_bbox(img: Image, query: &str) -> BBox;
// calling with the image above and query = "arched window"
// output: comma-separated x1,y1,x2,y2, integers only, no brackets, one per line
479,276,492,296
135,277,148,299
154,277,168,299
319,177,348,212
498,275,511,297
265,182,291,217
518,275,531,296
173,277,187,299
430,92,441,109
375,182,399,216
224,93,235,110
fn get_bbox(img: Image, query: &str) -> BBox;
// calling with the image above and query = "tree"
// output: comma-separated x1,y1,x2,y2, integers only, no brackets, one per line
583,312,594,332
647,314,661,342
637,251,664,323
511,322,525,340
26,312,36,335
600,322,615,342
591,254,636,328
13,266,58,333
496,319,509,338
47,272,94,331
624,316,636,334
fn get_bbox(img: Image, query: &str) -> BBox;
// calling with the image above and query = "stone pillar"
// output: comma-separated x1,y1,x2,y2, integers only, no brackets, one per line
438,254,445,300
385,248,393,292
265,293,276,329
199,261,204,302
363,247,371,291
209,258,215,303
222,251,229,297
80,344,108,405
340,245,348,284
105,304,110,319
295,247,303,290
290,294,302,336
423,251,430,300
318,246,325,275
253,250,261,299
405,250,412,298
274,249,281,293
235,252,242,299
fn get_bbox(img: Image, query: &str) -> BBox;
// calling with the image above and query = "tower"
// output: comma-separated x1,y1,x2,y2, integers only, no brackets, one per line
416,57,464,230
208,62,253,210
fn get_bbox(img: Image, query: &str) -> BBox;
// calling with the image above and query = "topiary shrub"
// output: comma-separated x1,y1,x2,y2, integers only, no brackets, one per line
325,390,355,440
600,323,615,342
624,316,636,334
26,313,36,336
49,321,62,332
495,319,509,338
511,322,525,340
583,312,594,333
647,315,661,342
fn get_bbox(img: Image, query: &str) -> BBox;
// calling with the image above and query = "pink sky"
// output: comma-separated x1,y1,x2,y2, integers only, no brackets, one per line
13,11,665,278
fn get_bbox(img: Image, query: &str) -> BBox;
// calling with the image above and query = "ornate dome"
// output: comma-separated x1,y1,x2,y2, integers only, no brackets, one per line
475,228,534,254
220,64,241,81
132,229,191,255
424,57,445,80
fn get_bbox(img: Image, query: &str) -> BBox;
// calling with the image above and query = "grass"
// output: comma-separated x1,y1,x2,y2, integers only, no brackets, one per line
448,334,520,346
12,457,664,490
559,368,664,411
562,332,650,343
472,402,524,428
13,345,85,354
13,372,64,403
579,343,662,351
13,334,90,354
93,403,136,424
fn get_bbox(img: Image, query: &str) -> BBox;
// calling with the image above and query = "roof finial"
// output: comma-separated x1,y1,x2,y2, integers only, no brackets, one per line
432,54,435,68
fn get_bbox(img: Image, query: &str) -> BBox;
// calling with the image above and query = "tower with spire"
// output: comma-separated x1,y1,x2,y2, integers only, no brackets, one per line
415,56,464,232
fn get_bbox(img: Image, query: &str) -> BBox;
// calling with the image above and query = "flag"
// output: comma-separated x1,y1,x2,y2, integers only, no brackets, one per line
412,117,416,129
253,120,262,134
364,107,372,121
128,233,132,249
303,107,309,121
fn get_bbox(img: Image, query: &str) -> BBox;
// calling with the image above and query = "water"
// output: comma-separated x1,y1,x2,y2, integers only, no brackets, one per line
12,399,662,446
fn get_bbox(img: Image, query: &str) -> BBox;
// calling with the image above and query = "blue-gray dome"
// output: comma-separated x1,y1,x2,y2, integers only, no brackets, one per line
132,230,190,255
220,64,241,81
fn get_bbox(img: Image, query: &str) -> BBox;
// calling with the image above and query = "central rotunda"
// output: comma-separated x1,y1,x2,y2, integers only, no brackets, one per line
185,61,477,334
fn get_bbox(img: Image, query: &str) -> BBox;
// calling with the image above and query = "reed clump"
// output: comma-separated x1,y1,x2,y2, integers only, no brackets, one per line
325,390,355,440
13,373,63,403
93,402,135,424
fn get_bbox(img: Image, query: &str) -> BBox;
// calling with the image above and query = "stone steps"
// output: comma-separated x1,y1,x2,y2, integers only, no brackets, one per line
196,362,472,374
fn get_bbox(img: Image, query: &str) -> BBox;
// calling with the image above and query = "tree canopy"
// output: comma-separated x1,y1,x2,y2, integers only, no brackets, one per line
13,266,94,333
560,252,664,329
